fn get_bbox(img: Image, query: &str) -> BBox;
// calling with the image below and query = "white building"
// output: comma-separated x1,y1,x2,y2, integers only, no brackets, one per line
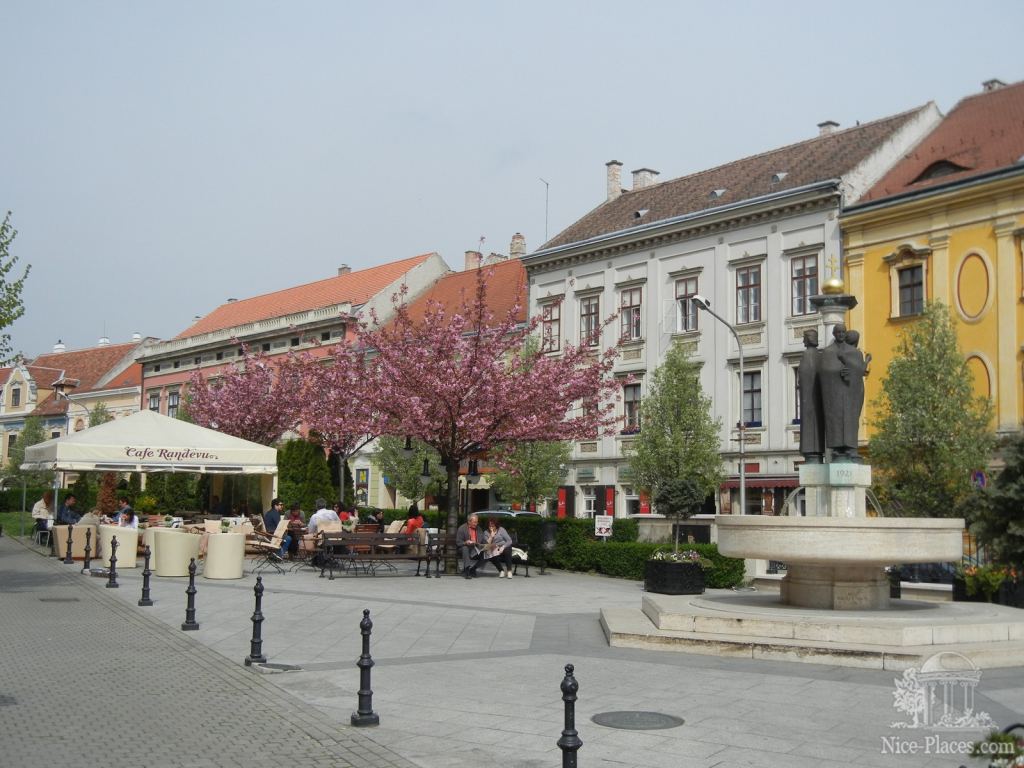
523,105,941,519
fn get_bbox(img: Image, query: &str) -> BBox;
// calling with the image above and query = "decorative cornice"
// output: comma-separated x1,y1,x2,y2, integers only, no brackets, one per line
524,187,839,276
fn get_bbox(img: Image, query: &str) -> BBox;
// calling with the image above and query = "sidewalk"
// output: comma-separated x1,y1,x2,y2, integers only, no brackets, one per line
4,536,1023,767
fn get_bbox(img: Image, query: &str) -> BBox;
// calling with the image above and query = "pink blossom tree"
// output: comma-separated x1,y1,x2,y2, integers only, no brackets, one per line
187,346,305,446
295,340,387,503
359,269,621,533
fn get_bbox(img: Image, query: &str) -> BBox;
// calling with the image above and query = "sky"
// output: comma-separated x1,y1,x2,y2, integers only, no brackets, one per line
3,0,1023,358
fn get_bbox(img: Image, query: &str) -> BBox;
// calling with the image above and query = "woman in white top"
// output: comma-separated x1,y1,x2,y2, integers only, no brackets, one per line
31,491,54,534
117,507,139,529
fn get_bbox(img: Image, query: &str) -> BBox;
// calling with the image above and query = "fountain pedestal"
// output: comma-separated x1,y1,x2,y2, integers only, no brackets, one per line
799,463,871,517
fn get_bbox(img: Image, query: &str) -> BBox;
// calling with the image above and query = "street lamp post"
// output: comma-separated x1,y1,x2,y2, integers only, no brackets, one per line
692,295,745,516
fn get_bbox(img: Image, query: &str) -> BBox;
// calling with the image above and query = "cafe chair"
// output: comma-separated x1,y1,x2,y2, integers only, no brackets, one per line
251,520,289,574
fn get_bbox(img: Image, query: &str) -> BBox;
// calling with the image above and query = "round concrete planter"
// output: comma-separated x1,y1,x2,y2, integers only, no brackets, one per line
644,560,705,595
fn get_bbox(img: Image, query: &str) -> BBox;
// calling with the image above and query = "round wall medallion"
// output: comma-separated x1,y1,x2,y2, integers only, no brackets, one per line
591,711,685,730
957,254,989,319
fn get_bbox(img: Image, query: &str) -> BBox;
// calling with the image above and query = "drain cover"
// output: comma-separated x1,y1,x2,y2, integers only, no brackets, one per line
591,711,684,730
38,598,80,603
257,663,302,672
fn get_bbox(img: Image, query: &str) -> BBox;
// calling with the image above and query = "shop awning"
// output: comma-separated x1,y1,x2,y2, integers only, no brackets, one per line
720,476,799,490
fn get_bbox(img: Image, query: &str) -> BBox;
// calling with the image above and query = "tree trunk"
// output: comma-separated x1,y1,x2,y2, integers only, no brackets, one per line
446,461,460,574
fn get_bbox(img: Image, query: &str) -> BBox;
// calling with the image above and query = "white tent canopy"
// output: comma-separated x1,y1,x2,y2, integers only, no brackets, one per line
21,409,277,475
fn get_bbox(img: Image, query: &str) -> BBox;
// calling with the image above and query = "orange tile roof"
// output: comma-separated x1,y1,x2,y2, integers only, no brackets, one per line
176,253,435,339
0,367,12,388
402,259,527,326
860,80,1024,203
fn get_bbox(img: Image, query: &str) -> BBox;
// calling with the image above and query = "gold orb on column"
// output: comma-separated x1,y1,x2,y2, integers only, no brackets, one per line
821,276,846,295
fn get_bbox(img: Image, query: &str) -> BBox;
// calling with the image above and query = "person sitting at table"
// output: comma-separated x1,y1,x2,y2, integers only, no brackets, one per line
264,498,284,533
455,513,486,578
307,498,340,535
482,516,514,578
115,497,137,528
282,502,306,558
31,490,54,536
76,507,104,527
56,494,81,526
116,500,138,529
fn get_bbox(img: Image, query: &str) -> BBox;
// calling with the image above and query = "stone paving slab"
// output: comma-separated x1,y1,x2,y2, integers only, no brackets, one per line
6,536,1023,767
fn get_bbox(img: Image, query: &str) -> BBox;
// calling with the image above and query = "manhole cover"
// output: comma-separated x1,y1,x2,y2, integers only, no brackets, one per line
38,598,80,603
591,711,684,730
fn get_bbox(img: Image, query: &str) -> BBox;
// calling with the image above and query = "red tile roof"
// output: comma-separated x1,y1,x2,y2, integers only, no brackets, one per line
26,343,142,416
860,80,1024,203
402,259,527,326
542,106,932,250
176,253,435,339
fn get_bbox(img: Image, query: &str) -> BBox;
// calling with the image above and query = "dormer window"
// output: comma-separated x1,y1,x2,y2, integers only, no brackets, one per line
710,189,727,200
11,386,20,407
911,160,970,184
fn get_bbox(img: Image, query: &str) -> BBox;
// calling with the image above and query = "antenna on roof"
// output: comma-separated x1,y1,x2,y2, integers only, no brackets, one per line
540,178,550,242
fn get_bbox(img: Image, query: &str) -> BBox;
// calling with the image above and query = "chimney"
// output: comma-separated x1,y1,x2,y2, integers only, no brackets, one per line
983,78,1006,92
509,232,526,260
53,339,65,354
337,264,351,276
464,250,482,270
631,168,660,190
97,336,110,347
818,120,839,136
131,332,142,342
606,160,623,201
483,252,508,266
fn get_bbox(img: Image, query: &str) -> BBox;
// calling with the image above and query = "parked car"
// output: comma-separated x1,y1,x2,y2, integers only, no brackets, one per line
473,509,543,519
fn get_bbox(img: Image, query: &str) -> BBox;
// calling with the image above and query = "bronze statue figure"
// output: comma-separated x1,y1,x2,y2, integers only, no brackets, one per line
797,323,868,464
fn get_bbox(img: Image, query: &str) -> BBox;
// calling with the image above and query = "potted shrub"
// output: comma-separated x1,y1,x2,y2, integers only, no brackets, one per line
644,548,711,594
644,477,708,594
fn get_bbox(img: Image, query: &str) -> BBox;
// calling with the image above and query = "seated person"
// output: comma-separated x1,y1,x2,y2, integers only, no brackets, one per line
76,507,104,527
116,497,138,529
307,498,340,535
56,494,81,526
483,517,514,578
401,509,425,536
283,502,305,558
455,513,486,578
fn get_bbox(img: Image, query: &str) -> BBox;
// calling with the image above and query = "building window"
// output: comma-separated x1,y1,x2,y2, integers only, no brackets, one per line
675,277,699,332
791,255,818,316
7,433,16,456
792,365,801,424
51,430,61,439
290,337,300,347
899,265,924,316
623,486,640,516
742,371,762,427
736,265,761,324
580,296,600,346
167,391,180,419
619,287,642,341
215,351,224,361
623,383,641,433
11,386,20,407
148,392,160,412
321,331,331,341
583,490,596,519
261,342,271,352
541,303,561,352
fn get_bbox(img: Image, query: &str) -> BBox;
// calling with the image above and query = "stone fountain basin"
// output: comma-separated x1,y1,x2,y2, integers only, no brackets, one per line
716,515,964,566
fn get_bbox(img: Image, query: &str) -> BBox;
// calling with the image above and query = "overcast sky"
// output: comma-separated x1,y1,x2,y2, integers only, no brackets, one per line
3,0,1022,358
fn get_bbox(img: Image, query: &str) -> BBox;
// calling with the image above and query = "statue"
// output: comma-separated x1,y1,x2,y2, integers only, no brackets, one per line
797,323,868,464
798,329,823,464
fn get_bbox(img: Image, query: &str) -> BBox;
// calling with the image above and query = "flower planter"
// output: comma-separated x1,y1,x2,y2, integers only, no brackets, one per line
644,560,705,595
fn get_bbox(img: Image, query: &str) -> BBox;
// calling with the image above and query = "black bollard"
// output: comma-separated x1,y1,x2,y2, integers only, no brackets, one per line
81,529,92,574
106,536,119,588
138,545,153,606
557,663,582,768
350,608,380,726
181,558,199,631
63,526,74,564
244,576,267,666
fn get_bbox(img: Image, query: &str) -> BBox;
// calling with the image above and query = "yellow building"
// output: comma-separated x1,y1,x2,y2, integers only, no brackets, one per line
842,79,1024,439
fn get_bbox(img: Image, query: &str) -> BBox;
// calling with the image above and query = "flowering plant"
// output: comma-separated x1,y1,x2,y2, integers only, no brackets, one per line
960,564,1017,602
650,549,712,569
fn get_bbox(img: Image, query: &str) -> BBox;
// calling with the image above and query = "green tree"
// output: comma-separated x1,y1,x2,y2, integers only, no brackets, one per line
6,415,53,485
654,476,706,553
624,342,723,503
88,402,112,427
870,302,994,518
373,435,444,505
967,435,1024,566
0,212,31,364
490,440,570,510
277,439,335,512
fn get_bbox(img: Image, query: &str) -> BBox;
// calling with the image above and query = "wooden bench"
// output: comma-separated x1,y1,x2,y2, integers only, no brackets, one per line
318,531,429,579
